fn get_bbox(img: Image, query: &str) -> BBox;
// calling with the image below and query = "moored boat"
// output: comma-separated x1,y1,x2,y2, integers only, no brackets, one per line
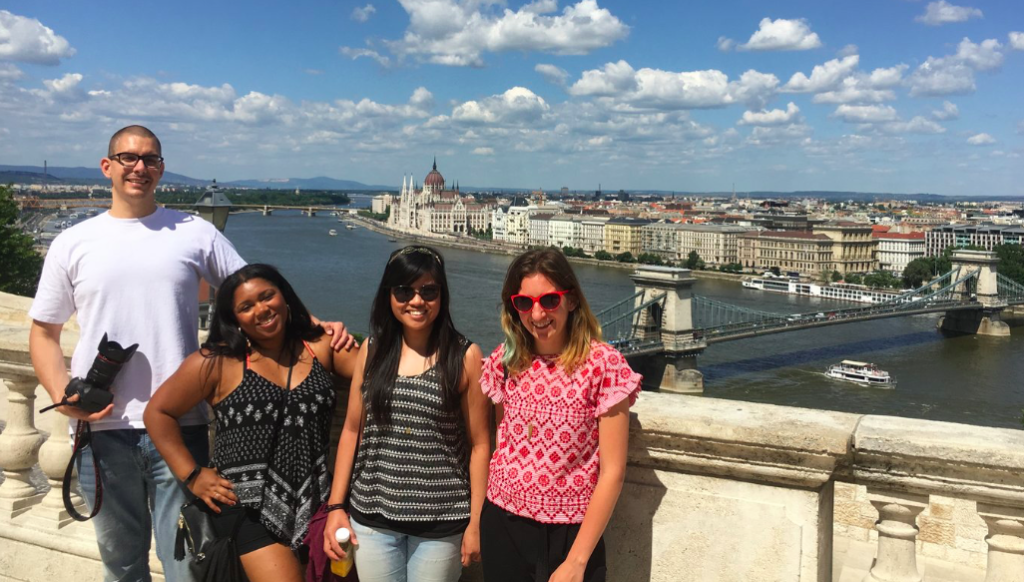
825,360,895,387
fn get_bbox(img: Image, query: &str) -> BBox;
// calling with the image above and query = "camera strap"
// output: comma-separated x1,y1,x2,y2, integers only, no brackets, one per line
62,420,103,522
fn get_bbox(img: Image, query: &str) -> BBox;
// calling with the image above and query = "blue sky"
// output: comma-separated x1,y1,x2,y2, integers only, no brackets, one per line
1,0,1021,195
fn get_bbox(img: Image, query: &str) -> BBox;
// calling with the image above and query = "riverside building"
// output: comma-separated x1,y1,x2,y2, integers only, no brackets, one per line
874,231,926,275
739,222,878,278
387,159,493,236
642,222,751,265
925,223,1024,256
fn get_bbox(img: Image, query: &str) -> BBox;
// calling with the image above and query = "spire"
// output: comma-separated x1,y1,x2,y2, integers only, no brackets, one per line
433,156,437,171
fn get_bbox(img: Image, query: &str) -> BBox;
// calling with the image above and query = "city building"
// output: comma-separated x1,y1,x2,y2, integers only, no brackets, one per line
548,215,583,249
604,217,652,256
642,222,751,265
815,222,876,274
739,230,835,277
875,231,926,275
925,223,1024,256
579,216,610,254
387,159,493,236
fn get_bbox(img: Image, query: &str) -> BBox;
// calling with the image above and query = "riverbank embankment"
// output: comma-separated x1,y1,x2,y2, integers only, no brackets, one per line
345,215,745,282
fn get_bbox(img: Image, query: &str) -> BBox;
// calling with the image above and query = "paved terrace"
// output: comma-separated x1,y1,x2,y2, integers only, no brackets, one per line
1,291,1022,582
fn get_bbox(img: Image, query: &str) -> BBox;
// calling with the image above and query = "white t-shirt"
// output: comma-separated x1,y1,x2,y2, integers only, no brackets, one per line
29,207,247,431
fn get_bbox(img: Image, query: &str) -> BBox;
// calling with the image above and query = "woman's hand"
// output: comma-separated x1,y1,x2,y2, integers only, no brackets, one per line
460,522,481,566
548,559,586,582
323,509,359,561
188,467,237,513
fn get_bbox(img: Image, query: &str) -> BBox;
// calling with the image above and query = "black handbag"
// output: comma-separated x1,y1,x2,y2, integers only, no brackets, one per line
174,497,248,582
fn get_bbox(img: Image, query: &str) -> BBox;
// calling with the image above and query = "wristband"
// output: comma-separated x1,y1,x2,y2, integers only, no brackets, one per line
183,465,202,486
324,503,347,513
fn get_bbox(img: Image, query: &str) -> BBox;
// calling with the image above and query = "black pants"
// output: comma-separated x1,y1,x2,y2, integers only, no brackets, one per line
480,499,607,582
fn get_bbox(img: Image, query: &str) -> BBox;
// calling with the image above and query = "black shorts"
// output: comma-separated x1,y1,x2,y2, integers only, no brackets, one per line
480,499,606,582
210,504,282,556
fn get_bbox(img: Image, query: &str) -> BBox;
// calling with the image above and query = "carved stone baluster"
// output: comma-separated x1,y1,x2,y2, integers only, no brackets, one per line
0,376,45,519
977,504,1024,582
863,490,927,582
31,408,83,528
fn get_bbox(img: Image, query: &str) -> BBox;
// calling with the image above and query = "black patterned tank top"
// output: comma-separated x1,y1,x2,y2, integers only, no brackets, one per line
211,343,336,548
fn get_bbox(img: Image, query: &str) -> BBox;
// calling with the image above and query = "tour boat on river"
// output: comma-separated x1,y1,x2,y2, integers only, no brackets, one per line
825,360,895,387
742,277,900,304
328,229,338,236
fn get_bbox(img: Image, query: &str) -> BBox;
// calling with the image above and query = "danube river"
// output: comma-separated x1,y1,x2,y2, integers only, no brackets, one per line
225,211,1024,430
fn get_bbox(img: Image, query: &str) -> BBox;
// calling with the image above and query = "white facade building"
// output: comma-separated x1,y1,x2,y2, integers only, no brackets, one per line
875,232,926,274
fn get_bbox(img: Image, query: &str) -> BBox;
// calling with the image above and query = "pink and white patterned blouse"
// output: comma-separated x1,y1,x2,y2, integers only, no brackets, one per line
481,341,642,524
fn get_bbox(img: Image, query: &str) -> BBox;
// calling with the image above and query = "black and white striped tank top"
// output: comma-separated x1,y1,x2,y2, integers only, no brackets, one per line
348,343,471,537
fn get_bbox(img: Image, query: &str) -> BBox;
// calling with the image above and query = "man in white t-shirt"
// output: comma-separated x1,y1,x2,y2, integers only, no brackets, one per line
28,126,348,582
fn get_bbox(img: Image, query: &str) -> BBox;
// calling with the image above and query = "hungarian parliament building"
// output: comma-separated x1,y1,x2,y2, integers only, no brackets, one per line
386,159,493,236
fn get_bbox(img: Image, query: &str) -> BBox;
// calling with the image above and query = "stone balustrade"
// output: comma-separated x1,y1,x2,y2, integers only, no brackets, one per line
2,291,1023,582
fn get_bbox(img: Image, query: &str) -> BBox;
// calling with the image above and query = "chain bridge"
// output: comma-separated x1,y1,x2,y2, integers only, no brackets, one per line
595,250,1023,394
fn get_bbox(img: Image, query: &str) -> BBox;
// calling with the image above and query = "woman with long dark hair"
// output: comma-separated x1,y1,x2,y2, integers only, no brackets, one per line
145,264,359,582
323,245,490,582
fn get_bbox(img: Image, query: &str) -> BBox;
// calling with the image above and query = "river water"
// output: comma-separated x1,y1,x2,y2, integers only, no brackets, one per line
225,211,1024,430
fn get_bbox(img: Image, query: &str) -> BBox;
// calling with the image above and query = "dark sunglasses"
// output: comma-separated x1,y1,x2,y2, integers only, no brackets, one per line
392,284,441,303
510,290,571,313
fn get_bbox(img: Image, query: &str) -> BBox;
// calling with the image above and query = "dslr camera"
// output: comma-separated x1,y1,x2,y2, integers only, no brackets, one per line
60,333,138,414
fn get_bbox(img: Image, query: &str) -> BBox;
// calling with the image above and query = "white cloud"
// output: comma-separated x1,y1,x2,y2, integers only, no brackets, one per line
907,37,1004,97
879,116,946,134
967,132,995,145
738,17,822,51
915,1,983,26
954,37,1003,71
0,62,23,80
833,104,898,123
783,55,860,93
716,37,735,52
42,72,82,94
931,101,959,120
452,86,550,125
340,47,392,67
738,102,800,126
1011,32,1024,51
535,63,569,87
570,61,779,110
837,44,859,58
380,0,628,67
0,10,76,65
351,4,376,23
472,146,494,155
746,123,812,146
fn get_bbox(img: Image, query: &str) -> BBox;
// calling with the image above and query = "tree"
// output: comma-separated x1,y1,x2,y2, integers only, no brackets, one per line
637,253,664,266
615,252,636,263
994,244,1024,286
0,185,44,296
830,270,843,283
845,273,863,285
685,250,705,270
902,259,934,288
594,250,612,261
720,262,743,273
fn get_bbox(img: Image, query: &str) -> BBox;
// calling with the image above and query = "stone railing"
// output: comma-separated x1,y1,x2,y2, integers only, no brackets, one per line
2,292,1023,582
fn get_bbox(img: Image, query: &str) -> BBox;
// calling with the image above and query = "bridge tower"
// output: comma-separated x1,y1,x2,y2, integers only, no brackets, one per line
939,250,1010,337
303,207,317,217
262,205,273,216
627,266,707,394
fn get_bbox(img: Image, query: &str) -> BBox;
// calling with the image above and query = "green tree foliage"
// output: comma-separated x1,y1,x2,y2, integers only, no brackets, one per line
0,185,44,296
358,209,389,222
615,252,636,263
994,244,1024,285
845,273,863,285
637,253,664,265
560,246,589,258
863,270,903,289
594,250,612,261
719,262,743,273
685,250,705,270
830,270,843,283
902,258,935,288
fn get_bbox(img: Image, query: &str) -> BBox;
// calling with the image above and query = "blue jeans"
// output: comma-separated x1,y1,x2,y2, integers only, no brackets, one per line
77,425,209,582
350,518,463,582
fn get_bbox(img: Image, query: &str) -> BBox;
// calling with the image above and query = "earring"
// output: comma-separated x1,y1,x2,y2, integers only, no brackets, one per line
239,327,251,351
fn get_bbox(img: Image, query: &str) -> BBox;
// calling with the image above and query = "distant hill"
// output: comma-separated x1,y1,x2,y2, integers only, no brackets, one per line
222,176,391,190
0,164,392,190
0,165,207,186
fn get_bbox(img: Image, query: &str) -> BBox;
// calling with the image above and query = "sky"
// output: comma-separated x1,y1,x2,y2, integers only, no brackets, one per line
0,0,1022,195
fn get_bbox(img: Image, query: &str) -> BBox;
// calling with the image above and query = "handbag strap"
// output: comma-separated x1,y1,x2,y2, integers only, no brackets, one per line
63,420,102,521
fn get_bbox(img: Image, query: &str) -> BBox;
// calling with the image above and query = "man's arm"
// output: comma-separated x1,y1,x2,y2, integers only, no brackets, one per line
29,320,112,421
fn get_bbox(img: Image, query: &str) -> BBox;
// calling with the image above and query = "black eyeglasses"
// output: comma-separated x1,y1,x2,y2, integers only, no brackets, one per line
392,284,441,303
110,152,164,169
510,290,571,313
